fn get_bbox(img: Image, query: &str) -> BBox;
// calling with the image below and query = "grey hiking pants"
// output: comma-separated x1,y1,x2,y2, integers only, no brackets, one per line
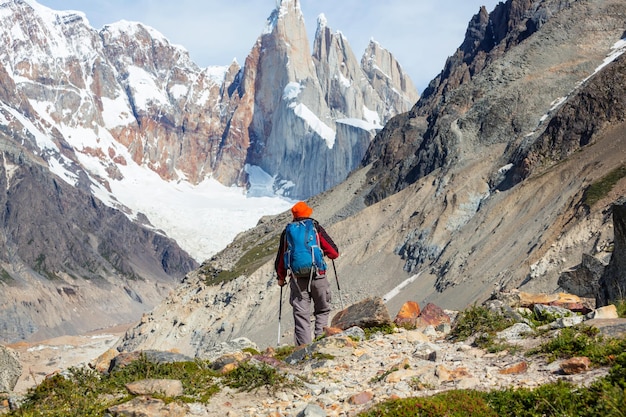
289,274,332,346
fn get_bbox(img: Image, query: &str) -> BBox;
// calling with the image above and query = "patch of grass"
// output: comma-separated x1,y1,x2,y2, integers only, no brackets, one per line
312,352,335,360
9,355,221,416
242,347,261,356
359,389,498,416
272,345,298,361
360,363,626,417
584,165,626,207
13,368,119,417
486,380,599,417
103,355,220,402
408,376,435,391
221,360,296,393
363,324,396,339
0,267,14,283
203,238,279,285
448,304,516,342
370,367,399,384
526,324,626,366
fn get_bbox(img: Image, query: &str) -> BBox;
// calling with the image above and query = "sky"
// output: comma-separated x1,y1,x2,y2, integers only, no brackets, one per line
35,0,503,93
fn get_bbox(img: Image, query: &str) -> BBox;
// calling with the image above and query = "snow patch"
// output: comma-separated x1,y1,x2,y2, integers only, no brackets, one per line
126,66,169,109
101,96,134,128
383,272,422,302
292,103,336,149
336,118,381,131
497,163,513,175
204,65,229,83
283,82,303,100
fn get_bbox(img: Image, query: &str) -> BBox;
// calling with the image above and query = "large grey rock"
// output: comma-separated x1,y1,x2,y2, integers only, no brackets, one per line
0,345,22,393
558,253,607,298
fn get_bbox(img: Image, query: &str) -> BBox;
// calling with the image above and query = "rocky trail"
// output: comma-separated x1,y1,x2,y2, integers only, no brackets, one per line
2,292,626,416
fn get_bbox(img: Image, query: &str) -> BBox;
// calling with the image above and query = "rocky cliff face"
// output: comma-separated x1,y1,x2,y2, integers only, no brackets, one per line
1,0,417,202
238,1,418,198
598,198,626,306
115,0,626,353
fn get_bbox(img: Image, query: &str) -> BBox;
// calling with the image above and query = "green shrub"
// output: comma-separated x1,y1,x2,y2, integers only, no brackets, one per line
358,389,498,417
9,356,221,416
526,325,626,365
584,165,626,207
13,367,124,417
221,360,296,393
613,300,626,318
487,380,594,416
202,238,279,284
448,304,516,341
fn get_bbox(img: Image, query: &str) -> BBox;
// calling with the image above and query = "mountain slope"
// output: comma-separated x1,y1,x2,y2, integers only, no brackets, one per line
116,0,626,353
0,130,197,342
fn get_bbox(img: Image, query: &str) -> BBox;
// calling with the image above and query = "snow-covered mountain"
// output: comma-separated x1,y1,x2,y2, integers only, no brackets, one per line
0,0,417,262
0,0,418,342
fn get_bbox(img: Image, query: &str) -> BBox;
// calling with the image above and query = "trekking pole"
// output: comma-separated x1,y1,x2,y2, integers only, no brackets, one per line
332,259,344,310
277,283,283,346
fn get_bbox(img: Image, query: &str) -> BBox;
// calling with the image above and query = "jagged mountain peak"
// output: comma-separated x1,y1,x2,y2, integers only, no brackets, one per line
315,12,328,32
263,0,304,36
0,0,94,66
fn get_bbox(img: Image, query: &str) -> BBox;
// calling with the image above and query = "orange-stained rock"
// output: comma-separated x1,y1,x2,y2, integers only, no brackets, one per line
394,301,421,329
499,361,528,374
89,348,119,373
560,357,591,375
348,391,374,405
415,303,451,329
324,327,344,337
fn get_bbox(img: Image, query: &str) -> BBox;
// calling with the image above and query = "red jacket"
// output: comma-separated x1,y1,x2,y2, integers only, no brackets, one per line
274,217,339,280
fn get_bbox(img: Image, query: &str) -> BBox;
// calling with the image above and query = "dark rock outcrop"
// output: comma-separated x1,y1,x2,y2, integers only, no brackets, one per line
598,198,626,306
330,297,392,330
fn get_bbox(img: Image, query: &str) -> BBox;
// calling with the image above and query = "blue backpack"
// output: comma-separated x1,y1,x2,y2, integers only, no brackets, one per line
284,219,327,277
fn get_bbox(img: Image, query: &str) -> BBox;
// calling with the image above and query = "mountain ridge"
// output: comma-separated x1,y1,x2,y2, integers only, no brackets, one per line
114,0,626,354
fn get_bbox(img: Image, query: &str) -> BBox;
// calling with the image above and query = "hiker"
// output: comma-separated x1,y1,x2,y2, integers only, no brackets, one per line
275,201,339,346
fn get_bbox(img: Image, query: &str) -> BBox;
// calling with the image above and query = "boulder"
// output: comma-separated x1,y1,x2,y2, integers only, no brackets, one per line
560,357,591,375
125,379,184,397
414,303,451,330
330,297,392,330
107,396,188,417
586,304,619,320
558,253,606,298
393,301,421,329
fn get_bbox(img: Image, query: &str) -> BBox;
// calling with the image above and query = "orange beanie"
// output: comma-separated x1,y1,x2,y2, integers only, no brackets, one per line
291,201,313,218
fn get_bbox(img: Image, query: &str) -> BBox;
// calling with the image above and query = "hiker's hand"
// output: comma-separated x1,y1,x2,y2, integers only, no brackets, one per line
277,277,286,287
